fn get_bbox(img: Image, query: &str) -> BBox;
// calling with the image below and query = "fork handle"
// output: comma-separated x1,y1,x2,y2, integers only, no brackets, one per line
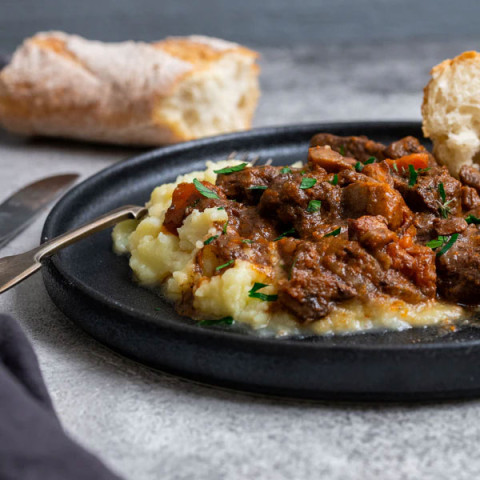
0,205,146,294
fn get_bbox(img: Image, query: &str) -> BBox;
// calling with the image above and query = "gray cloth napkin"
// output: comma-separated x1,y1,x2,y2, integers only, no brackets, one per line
0,314,122,480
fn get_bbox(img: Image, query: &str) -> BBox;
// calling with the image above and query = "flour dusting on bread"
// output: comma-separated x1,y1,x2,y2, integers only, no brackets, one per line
0,31,260,145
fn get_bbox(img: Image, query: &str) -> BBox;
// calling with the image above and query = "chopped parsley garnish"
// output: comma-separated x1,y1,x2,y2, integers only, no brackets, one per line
300,170,306,175
242,239,254,245
408,164,418,187
324,227,341,238
204,235,218,245
190,199,200,208
300,177,317,189
406,165,431,187
466,214,480,224
437,234,459,256
248,185,268,190
392,162,399,173
288,258,297,280
193,178,219,199
248,283,278,302
438,182,447,203
198,316,234,326
426,237,445,249
355,158,376,171
274,228,296,241
437,182,453,219
426,234,459,256
307,200,322,213
222,220,228,235
217,206,225,210
214,163,248,174
339,145,346,156
329,173,339,186
280,166,291,174
438,205,451,219
216,259,234,271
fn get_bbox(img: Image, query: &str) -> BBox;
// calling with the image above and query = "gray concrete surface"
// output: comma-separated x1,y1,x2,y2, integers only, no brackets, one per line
2,40,480,480
1,0,480,51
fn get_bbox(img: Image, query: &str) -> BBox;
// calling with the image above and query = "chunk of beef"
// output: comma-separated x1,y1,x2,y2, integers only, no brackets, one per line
276,232,436,323
226,204,278,241
384,239,437,299
413,212,436,243
258,170,342,238
215,165,280,204
459,165,480,192
197,233,273,277
348,215,396,250
396,166,462,216
309,133,386,162
342,180,412,231
433,217,468,236
436,225,480,304
349,215,436,299
461,186,480,210
194,201,279,276
276,238,358,322
336,169,368,187
362,162,394,187
307,145,356,172
384,136,437,166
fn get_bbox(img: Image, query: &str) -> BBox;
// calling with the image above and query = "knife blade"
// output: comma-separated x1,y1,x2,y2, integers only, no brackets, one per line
0,174,79,249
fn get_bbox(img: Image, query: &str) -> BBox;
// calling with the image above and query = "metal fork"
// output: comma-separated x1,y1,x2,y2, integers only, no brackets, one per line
0,205,147,294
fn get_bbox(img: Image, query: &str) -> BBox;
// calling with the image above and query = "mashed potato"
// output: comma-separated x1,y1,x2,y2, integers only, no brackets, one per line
113,160,465,336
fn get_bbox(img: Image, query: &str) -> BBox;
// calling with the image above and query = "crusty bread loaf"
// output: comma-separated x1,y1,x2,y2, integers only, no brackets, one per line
422,51,480,176
0,32,260,146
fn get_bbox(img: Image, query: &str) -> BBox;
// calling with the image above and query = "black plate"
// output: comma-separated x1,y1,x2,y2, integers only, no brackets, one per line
42,122,480,401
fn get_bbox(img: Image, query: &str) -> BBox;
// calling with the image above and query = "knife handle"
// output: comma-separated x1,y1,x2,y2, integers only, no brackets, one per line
0,205,147,294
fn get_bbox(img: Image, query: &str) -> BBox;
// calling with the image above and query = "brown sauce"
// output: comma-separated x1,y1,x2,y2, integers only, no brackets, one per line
163,134,480,324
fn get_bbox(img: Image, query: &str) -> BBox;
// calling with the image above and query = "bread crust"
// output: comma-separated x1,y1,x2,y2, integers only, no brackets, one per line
0,32,260,145
422,51,480,136
422,50,480,176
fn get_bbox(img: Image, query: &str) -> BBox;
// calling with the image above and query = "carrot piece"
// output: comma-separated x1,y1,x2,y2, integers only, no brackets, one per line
171,182,200,210
163,182,202,234
386,153,429,172
398,235,414,249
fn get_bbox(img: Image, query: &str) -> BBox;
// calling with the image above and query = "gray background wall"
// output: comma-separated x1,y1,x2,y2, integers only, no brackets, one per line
1,0,480,51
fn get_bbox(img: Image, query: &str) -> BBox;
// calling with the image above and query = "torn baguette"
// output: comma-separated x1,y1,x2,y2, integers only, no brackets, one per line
0,31,260,146
422,51,480,176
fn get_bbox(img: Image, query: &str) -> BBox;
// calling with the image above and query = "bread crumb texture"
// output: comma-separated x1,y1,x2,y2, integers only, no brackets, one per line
423,51,480,176
0,31,260,145
112,160,464,336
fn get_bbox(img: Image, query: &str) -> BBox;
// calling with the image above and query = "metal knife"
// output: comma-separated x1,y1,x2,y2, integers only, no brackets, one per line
0,174,79,249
